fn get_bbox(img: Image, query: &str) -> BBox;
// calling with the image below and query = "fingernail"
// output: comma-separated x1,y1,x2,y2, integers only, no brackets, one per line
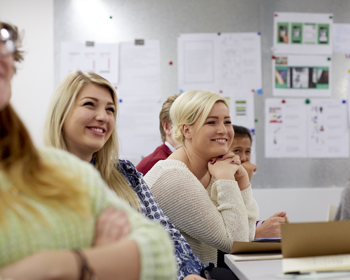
210,160,213,163
231,160,235,163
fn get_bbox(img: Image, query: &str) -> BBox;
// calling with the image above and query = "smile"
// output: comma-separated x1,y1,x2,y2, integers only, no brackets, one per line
87,126,106,135
91,128,104,133
213,139,227,142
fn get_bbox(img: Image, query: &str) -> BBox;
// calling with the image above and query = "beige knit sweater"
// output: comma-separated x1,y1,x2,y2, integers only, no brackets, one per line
145,159,259,265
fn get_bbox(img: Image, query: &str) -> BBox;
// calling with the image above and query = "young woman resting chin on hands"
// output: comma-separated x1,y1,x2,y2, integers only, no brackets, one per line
145,90,259,268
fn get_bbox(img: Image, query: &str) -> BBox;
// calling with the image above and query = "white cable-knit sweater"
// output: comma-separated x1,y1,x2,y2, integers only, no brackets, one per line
145,159,259,265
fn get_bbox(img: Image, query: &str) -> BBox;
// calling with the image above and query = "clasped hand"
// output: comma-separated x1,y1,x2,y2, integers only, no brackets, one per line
208,152,250,191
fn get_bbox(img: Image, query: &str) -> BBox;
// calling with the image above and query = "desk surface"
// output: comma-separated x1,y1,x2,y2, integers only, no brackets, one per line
224,254,350,280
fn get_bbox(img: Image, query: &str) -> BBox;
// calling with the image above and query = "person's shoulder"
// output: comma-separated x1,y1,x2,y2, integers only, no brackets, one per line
119,159,140,176
39,147,99,178
146,159,191,181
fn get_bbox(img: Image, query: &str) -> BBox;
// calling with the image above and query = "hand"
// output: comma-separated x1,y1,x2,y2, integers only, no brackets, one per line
255,212,289,239
207,152,239,181
208,152,250,191
184,274,206,280
0,251,78,280
242,161,257,182
93,207,131,247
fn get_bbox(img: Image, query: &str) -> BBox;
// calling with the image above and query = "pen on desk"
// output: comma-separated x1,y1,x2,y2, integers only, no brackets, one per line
204,270,212,280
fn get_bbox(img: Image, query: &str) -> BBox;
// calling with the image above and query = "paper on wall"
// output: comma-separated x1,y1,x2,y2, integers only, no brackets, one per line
333,24,350,54
265,98,349,158
117,41,162,160
273,54,331,97
60,42,119,83
273,12,333,55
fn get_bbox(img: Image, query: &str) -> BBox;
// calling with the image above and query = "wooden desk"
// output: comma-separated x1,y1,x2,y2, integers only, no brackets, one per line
224,254,350,280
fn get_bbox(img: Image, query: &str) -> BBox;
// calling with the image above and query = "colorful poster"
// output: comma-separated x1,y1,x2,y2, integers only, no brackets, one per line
273,12,333,54
273,55,331,97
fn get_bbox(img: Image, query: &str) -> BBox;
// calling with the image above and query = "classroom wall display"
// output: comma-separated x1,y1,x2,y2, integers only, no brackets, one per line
333,24,350,54
273,55,331,97
265,98,349,158
60,42,119,84
273,12,333,55
55,0,350,188
117,41,162,159
178,32,262,130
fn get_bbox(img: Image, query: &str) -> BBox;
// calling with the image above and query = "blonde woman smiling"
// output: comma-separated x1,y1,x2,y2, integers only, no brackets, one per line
145,90,259,266
44,71,210,280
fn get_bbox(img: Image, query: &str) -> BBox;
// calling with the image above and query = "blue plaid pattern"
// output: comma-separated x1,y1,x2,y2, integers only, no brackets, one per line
118,159,205,280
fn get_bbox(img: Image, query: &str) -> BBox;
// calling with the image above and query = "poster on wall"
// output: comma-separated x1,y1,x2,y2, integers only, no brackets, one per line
333,23,350,54
265,98,308,158
178,32,262,131
273,55,331,97
60,42,119,84
273,12,333,55
265,98,349,158
117,41,162,160
178,33,221,93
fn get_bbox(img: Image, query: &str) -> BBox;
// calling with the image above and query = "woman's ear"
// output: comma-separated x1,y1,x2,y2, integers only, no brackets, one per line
182,123,192,140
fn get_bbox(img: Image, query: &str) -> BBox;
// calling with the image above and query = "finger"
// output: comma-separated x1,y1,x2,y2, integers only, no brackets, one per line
110,210,130,240
219,151,235,161
272,211,285,217
229,155,241,165
284,216,290,223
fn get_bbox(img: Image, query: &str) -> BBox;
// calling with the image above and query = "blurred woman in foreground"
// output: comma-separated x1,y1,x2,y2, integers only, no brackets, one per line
0,21,175,280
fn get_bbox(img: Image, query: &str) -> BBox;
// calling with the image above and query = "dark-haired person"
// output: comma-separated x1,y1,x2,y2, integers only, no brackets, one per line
230,125,289,238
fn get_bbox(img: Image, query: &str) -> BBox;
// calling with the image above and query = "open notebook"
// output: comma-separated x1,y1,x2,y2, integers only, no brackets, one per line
281,221,350,274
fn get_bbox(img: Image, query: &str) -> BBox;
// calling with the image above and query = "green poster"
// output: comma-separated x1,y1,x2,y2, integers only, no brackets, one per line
291,23,303,44
277,22,289,44
318,24,329,45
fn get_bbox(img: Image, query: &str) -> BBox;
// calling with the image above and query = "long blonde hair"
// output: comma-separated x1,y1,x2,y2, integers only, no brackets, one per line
0,22,89,225
44,71,140,210
0,105,90,224
170,90,228,145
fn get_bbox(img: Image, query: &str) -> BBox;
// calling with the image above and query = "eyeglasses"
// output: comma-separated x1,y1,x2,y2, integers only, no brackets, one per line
0,27,16,58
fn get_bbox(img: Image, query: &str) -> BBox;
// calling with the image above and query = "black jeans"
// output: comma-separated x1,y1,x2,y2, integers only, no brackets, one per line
201,263,238,280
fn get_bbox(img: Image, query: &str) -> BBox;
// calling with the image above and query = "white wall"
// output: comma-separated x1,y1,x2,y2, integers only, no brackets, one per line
0,0,54,147
254,187,343,223
0,0,345,224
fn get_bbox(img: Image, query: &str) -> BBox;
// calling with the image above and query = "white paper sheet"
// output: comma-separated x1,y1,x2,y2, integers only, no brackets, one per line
178,32,262,131
273,12,333,55
273,55,331,97
265,99,307,158
117,41,162,160
221,33,262,94
60,42,119,83
307,99,349,158
178,33,221,93
221,33,261,130
265,98,349,158
333,24,350,54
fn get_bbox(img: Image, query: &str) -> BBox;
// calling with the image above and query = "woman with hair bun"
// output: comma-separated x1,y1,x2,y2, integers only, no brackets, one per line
145,90,259,267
